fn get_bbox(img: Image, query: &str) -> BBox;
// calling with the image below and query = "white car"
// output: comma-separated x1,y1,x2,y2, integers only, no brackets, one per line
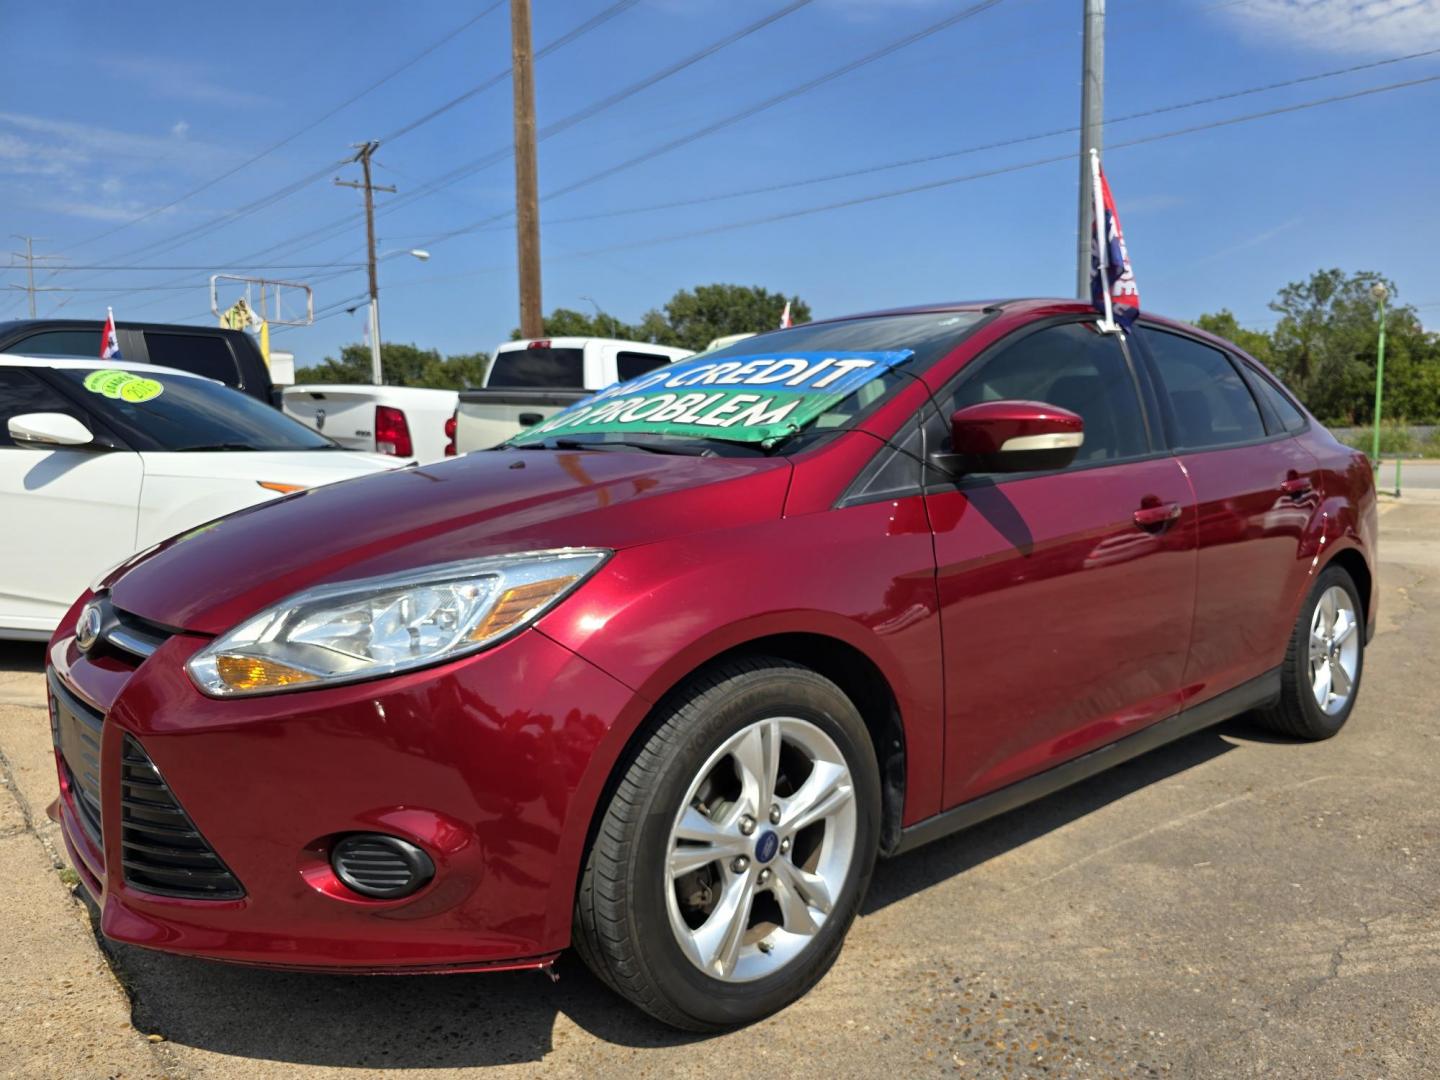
0,355,404,639
282,384,459,463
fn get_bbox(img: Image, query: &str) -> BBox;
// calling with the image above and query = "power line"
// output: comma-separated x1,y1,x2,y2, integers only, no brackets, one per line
564,72,1440,258
55,3,507,257
213,0,824,272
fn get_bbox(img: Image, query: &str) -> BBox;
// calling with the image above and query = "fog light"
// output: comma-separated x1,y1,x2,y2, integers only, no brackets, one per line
331,834,435,899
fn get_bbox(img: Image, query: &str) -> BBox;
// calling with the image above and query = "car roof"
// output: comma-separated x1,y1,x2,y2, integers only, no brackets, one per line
802,297,1196,329
0,353,208,381
495,337,692,353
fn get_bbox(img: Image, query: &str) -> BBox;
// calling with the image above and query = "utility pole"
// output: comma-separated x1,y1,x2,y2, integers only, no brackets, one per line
335,142,396,384
9,236,54,318
1076,0,1105,298
510,0,544,338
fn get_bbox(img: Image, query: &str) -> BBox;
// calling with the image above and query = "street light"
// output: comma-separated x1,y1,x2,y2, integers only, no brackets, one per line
368,249,433,384
1370,281,1389,470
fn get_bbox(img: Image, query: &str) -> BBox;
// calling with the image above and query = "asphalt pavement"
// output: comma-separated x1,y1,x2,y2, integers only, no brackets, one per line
2,495,1437,1078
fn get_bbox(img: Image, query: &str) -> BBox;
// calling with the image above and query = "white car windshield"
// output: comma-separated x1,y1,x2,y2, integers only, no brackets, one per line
55,368,337,452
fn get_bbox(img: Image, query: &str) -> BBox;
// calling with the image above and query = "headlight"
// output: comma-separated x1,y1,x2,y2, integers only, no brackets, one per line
186,549,608,697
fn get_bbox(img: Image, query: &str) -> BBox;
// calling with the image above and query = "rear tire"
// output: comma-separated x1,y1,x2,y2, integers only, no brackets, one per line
572,657,880,1031
1257,564,1364,740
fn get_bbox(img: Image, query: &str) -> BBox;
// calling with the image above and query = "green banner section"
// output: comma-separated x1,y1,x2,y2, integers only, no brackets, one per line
510,350,913,446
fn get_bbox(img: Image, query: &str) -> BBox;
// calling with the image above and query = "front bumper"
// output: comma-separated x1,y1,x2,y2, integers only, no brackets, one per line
47,610,642,972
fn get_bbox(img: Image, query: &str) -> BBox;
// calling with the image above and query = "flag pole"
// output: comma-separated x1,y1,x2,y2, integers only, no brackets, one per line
1089,149,1117,333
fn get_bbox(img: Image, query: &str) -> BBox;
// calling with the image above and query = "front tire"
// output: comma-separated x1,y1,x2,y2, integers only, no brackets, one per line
1258,564,1365,740
573,657,881,1030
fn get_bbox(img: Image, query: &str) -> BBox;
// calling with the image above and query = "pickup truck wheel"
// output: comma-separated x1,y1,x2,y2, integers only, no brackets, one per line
573,657,880,1030
1258,564,1364,740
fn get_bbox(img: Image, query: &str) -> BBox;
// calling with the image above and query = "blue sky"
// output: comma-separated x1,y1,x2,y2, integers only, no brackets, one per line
2,0,1437,365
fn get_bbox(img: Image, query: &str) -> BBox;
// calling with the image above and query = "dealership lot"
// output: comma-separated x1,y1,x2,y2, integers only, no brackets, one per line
2,496,1436,1079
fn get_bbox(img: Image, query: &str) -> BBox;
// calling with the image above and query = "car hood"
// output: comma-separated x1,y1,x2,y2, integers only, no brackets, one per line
138,448,404,482
108,448,791,634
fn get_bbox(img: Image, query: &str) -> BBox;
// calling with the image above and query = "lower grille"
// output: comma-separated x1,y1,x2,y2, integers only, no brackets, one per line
48,674,104,847
120,737,244,900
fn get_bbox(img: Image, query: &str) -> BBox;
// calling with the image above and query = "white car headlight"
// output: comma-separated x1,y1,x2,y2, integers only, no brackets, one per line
187,549,608,697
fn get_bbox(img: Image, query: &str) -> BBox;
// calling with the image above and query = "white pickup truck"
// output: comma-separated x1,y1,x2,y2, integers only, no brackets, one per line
453,337,692,452
283,384,458,463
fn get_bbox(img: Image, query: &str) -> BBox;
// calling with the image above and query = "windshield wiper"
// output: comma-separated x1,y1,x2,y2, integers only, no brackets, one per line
546,438,712,456
171,442,260,452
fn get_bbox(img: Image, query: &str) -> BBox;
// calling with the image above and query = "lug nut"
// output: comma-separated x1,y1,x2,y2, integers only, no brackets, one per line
758,939,774,954
769,805,782,825
739,814,757,836
758,868,772,885
780,837,791,854
731,856,750,874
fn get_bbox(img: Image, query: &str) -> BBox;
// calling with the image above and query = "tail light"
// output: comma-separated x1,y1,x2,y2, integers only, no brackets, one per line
444,412,457,457
374,405,412,458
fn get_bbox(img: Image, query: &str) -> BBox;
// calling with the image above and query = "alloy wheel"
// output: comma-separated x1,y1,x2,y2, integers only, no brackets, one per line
1309,585,1359,715
665,716,858,983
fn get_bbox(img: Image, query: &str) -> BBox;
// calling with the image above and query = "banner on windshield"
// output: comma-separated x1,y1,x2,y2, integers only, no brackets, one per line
509,350,914,446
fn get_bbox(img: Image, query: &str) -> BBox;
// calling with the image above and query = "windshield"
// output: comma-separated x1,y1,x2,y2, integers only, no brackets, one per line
57,368,336,452
506,311,986,452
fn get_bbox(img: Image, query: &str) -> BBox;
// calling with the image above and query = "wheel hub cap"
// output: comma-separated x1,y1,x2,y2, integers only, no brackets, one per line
1308,585,1359,716
664,716,857,983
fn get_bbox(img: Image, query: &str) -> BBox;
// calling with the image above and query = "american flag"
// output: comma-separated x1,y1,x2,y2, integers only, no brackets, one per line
1089,152,1140,331
100,307,123,360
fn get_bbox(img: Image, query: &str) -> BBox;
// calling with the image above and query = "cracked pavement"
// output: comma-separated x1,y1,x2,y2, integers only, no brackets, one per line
1,496,1436,1078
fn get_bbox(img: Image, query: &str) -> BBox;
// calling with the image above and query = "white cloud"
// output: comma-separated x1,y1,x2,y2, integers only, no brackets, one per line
171,119,191,140
0,112,234,223
98,56,274,109
1216,0,1440,55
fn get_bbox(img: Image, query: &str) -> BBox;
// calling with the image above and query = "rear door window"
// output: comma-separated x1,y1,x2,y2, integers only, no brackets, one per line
1139,327,1267,449
142,333,241,385
487,347,586,388
9,330,102,357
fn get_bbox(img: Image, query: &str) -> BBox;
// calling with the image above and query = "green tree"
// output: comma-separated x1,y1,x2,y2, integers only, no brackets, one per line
1192,309,1276,368
654,284,810,353
296,343,489,389
515,285,811,353
1266,269,1436,424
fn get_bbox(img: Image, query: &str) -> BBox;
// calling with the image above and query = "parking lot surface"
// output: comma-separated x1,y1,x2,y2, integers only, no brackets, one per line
2,497,1436,1078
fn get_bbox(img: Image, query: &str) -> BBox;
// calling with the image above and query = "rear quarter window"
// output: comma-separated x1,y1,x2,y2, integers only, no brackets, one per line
142,333,241,385
616,351,672,380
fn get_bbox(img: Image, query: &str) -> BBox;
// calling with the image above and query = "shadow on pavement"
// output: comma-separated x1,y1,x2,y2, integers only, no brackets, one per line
863,715,1283,914
79,713,1286,1069
0,640,46,674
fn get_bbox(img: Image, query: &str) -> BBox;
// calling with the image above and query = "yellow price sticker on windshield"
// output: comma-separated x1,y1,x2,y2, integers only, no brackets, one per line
82,369,165,403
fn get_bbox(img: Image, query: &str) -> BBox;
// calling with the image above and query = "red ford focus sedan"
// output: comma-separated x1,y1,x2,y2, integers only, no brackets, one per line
47,300,1376,1030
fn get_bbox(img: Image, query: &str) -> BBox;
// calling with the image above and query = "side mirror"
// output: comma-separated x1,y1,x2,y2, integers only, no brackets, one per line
8,412,95,449
930,400,1084,476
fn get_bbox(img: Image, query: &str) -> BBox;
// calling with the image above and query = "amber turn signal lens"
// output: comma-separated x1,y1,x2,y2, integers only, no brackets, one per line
215,654,317,691
257,481,307,495
468,576,577,642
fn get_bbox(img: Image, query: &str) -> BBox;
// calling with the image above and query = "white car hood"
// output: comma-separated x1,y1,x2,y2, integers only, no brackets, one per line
139,449,406,483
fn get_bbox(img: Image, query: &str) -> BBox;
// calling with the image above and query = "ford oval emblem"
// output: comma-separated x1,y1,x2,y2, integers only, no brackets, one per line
76,601,103,652
755,830,779,864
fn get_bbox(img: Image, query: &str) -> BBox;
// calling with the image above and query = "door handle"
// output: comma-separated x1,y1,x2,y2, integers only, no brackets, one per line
1133,501,1182,529
1280,476,1313,497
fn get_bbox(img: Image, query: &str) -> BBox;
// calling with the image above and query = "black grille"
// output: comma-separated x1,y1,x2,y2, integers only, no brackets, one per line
48,673,104,846
332,834,435,899
120,737,244,900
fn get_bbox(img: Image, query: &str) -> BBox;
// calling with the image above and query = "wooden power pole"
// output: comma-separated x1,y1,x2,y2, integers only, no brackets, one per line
510,0,544,338
1076,0,1105,297
335,142,396,384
